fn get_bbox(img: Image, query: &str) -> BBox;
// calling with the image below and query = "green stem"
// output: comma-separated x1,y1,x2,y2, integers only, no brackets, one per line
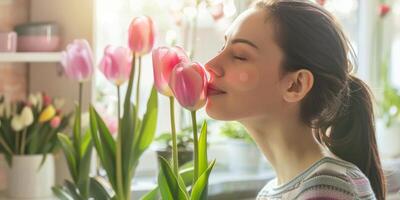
136,56,142,111
20,129,26,154
15,132,19,154
0,136,13,155
169,96,179,175
191,111,199,183
116,85,124,200
78,82,83,143
79,82,83,116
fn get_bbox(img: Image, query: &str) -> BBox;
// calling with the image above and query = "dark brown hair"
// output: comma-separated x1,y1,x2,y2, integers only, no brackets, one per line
255,0,386,199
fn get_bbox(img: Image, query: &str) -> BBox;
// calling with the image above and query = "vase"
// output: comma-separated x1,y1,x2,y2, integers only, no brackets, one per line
7,154,55,198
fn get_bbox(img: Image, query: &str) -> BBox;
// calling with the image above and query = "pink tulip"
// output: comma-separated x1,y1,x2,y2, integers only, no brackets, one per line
128,16,155,55
152,46,189,96
99,45,133,86
61,39,94,82
379,4,390,18
169,62,207,111
50,116,61,128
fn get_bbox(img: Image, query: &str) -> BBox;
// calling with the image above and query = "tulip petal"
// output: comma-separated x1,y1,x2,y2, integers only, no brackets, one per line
169,62,207,111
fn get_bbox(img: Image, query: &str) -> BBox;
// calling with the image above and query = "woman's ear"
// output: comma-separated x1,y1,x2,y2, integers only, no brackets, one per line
282,69,314,103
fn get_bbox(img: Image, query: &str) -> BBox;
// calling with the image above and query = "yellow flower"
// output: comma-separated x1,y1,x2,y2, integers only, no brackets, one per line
39,105,56,123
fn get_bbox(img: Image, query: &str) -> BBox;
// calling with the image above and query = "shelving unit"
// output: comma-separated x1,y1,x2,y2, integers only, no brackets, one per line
0,52,62,63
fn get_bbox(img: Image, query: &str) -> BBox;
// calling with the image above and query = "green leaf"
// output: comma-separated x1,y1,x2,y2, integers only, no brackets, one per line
141,166,194,200
90,177,112,200
89,106,117,191
198,121,208,177
81,129,92,157
135,87,158,158
190,160,216,200
124,53,136,109
89,106,104,162
52,185,74,200
64,180,84,200
57,133,78,182
121,103,137,193
77,141,93,198
158,157,189,200
140,187,159,200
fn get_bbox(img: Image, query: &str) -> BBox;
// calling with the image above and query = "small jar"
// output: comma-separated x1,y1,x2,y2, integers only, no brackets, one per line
0,31,17,52
14,22,60,52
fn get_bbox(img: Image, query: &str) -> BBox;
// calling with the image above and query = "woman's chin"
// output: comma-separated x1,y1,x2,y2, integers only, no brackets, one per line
205,102,234,121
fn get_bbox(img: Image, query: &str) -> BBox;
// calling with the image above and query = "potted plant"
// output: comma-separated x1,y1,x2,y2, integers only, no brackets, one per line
219,121,261,174
0,93,70,198
155,126,195,168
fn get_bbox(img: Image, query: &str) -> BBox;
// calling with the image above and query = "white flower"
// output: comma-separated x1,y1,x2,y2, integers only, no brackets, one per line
11,115,24,132
28,93,39,107
10,107,34,132
20,106,34,127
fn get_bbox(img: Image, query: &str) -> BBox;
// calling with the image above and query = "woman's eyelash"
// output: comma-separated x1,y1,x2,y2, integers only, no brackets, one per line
234,56,247,61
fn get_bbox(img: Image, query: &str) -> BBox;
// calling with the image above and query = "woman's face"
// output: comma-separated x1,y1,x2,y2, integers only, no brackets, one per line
205,8,287,121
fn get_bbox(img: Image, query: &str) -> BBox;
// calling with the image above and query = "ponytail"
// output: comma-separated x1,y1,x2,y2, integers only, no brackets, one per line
320,76,386,200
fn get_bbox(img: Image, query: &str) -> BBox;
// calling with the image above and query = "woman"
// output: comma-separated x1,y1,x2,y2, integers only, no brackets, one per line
205,0,385,199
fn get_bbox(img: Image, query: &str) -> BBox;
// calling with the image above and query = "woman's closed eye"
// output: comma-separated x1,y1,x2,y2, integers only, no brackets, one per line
233,55,247,61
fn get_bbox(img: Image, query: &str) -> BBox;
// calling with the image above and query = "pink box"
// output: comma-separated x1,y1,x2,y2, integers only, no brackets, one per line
17,35,60,52
14,22,60,52
0,31,17,52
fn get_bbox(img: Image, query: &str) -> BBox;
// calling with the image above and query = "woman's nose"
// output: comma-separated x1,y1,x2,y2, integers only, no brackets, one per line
205,57,224,78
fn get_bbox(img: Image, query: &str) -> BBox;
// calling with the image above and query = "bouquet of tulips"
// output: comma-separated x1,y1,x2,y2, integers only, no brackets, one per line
0,93,70,165
141,46,215,200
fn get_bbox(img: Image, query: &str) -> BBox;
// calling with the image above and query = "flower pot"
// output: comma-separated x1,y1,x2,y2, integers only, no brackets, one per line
7,154,55,198
156,148,194,169
376,119,400,159
225,139,260,174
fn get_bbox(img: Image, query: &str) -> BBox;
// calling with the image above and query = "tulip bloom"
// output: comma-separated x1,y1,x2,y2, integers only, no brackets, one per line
169,62,207,111
39,105,56,123
99,45,133,86
128,16,155,55
61,39,94,82
379,4,390,17
11,106,33,131
50,116,61,128
152,46,189,96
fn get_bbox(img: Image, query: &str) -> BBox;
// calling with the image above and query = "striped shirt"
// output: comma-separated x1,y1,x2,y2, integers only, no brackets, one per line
257,157,376,200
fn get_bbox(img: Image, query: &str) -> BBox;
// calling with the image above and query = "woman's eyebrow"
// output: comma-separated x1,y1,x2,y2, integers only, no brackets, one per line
231,38,259,50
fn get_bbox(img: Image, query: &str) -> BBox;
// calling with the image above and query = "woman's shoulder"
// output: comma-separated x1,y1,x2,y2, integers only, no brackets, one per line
257,157,377,200
297,156,376,199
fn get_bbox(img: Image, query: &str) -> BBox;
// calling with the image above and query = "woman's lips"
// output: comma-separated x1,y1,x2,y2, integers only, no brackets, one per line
207,83,226,96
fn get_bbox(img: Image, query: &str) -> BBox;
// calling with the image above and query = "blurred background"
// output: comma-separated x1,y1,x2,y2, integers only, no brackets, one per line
0,0,399,199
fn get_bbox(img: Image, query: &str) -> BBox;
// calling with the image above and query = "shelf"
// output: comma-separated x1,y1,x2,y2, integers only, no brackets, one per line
0,52,62,63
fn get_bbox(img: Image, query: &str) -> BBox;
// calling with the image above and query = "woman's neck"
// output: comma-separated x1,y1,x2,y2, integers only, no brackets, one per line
240,114,326,185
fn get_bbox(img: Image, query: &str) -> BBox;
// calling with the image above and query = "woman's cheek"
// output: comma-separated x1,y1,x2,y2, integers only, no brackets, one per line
226,68,260,92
